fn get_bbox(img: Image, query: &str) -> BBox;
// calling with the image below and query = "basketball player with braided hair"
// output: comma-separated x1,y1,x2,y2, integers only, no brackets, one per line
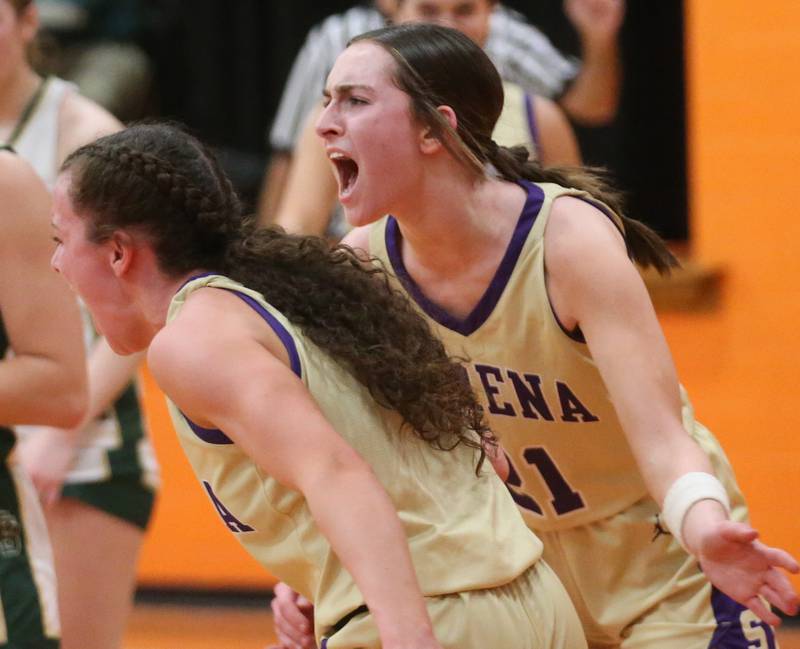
50,122,588,649
271,22,798,649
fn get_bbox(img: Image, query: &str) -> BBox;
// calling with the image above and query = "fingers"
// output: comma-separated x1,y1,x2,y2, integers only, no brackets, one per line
718,521,759,544
758,542,800,574
764,569,800,616
745,595,781,627
271,586,315,649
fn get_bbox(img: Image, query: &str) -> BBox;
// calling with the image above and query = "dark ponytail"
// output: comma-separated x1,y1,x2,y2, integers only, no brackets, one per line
355,23,679,275
488,144,679,274
62,123,494,465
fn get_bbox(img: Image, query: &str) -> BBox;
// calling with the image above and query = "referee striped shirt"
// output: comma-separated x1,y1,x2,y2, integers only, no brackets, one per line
269,3,579,151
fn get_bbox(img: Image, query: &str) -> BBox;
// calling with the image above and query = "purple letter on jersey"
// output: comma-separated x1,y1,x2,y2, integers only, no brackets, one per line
202,481,254,533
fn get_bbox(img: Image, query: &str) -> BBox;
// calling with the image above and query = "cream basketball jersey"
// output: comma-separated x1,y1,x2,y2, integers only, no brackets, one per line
166,274,542,636
493,81,538,158
369,181,731,532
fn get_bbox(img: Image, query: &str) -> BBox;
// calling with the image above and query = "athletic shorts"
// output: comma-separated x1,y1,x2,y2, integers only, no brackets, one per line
320,560,587,649
538,496,777,649
19,383,159,530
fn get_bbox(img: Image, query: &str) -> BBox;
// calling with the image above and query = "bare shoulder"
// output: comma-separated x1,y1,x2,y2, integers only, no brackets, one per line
148,286,291,384
546,195,626,265
532,94,566,125
58,92,122,161
340,225,372,257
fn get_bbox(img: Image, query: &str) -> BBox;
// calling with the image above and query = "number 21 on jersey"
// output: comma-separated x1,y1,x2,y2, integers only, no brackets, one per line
505,447,585,516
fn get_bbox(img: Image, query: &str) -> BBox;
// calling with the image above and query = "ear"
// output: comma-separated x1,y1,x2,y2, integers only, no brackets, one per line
108,231,136,279
419,105,458,155
19,2,40,43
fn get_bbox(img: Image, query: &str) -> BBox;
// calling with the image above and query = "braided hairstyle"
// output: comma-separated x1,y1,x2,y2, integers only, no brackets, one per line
62,123,493,462
353,23,678,274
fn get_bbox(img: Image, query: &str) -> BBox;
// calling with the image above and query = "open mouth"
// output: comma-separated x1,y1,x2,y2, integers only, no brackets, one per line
330,153,359,200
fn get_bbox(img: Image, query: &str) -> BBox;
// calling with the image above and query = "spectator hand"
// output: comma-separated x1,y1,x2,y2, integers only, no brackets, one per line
564,0,625,48
696,520,799,626
270,582,316,649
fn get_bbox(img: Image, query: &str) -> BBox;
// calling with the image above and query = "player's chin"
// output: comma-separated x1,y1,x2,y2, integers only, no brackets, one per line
342,202,382,229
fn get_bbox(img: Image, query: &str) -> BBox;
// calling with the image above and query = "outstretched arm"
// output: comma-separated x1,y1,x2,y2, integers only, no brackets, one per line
559,0,625,125
150,288,441,649
544,196,799,624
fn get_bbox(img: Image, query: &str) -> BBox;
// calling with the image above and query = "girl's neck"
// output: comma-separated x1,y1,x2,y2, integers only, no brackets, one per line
392,169,525,277
0,67,41,124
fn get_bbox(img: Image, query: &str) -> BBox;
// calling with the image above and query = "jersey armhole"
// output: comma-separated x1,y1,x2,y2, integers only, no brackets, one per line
222,289,303,379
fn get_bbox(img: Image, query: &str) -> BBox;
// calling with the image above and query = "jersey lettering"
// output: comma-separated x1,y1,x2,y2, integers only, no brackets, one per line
203,481,254,533
556,381,599,422
475,364,515,416
739,609,772,649
507,370,554,421
471,365,599,424
505,448,585,517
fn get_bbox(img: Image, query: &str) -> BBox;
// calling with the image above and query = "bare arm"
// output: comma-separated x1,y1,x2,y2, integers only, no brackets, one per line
256,153,292,228
149,289,440,649
273,104,339,237
0,155,87,427
532,95,582,166
544,196,798,622
558,0,624,125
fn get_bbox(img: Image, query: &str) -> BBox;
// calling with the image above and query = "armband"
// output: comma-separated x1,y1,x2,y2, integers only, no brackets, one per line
662,472,730,552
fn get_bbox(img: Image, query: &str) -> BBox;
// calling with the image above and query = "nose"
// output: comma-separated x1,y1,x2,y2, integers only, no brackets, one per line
315,102,343,140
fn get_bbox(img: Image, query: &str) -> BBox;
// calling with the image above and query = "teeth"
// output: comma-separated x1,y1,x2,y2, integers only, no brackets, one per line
329,152,347,160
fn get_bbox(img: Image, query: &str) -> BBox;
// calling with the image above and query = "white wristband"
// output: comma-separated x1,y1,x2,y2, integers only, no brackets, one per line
661,472,730,552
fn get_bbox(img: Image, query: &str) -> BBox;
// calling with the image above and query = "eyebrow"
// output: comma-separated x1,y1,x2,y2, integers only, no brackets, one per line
322,83,374,98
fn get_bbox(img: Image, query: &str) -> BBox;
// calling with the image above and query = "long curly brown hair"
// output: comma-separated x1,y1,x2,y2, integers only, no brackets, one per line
353,23,679,274
62,123,493,462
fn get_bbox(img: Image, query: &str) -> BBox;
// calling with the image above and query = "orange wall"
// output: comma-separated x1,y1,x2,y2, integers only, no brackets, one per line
136,1,800,588
670,0,800,577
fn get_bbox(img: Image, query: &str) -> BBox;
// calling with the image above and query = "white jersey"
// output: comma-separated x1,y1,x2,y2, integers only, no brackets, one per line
12,77,74,190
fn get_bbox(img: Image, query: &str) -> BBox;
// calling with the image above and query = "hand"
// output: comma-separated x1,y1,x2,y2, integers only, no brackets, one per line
270,582,316,649
696,520,800,626
15,427,78,507
564,0,625,47
485,444,509,482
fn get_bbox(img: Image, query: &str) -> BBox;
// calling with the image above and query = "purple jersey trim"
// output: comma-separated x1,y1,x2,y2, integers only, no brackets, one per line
709,586,776,648
222,290,302,379
182,415,234,445
178,272,219,291
524,93,540,154
179,286,303,446
386,180,544,336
